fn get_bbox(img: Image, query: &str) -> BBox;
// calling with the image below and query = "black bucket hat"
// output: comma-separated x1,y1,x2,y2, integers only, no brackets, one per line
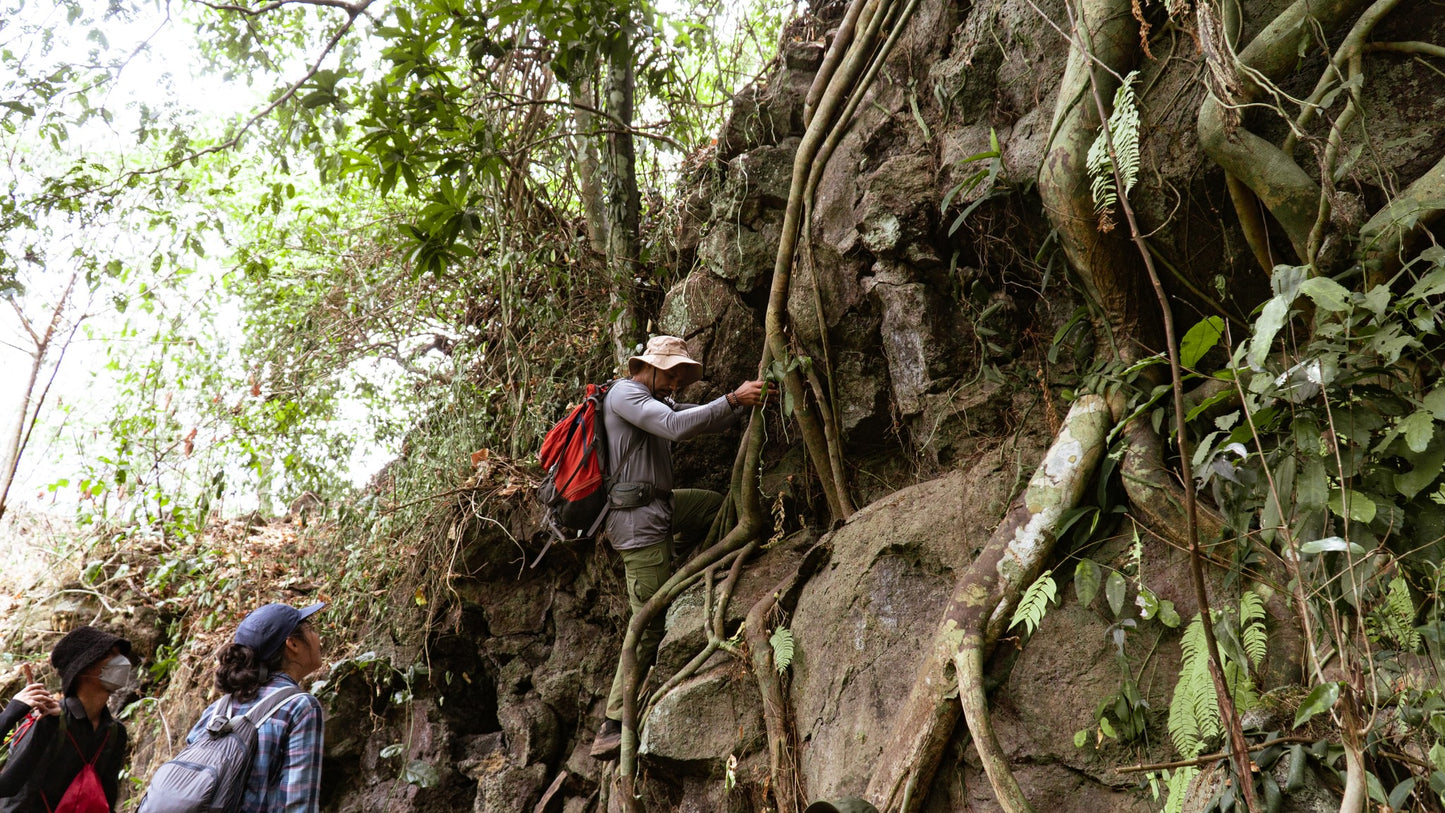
51,626,131,695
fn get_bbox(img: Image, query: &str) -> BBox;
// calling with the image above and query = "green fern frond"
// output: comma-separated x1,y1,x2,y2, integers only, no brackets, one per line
1169,602,1265,767
1240,591,1268,667
1225,659,1258,709
1009,570,1058,636
1169,618,1216,759
1163,766,1199,813
1367,576,1420,651
770,627,795,674
1086,71,1142,230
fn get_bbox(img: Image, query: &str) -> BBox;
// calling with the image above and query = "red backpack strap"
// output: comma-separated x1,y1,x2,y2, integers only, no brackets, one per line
66,727,110,766
2,709,41,747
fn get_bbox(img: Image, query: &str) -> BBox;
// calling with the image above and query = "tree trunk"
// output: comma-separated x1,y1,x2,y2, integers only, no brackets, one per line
0,274,80,521
604,24,644,365
569,77,608,257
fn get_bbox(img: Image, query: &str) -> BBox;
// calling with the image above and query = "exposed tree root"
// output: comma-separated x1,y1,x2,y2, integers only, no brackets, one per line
1359,152,1445,286
744,543,830,813
793,0,923,521
641,542,754,719
866,395,1114,813
1119,419,1226,550
1339,684,1366,813
1036,0,1150,357
763,0,897,523
1224,174,1281,273
1196,0,1374,261
616,416,766,809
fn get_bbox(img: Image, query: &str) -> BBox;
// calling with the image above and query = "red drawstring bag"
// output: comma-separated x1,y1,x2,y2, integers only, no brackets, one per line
44,729,111,813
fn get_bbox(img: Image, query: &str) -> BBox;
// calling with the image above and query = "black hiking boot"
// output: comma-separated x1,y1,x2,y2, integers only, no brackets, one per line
589,718,622,760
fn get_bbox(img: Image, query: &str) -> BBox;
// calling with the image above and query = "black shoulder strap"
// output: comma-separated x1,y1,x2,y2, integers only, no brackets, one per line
599,379,646,483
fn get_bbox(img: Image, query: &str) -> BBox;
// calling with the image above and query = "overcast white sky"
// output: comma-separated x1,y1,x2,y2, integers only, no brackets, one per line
0,2,400,519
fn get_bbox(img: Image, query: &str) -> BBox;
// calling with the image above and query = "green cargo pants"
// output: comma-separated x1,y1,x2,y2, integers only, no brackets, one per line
605,487,722,721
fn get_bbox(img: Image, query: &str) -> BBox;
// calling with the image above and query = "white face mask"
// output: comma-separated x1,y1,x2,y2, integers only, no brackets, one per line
98,654,132,692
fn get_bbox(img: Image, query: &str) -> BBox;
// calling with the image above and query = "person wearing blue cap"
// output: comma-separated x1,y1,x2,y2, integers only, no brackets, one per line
185,602,326,813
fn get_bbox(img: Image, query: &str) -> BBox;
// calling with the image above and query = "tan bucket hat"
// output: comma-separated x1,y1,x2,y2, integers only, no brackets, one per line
628,335,703,389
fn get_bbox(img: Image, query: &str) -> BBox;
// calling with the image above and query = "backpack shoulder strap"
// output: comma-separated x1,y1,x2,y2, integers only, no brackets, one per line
242,687,306,727
598,379,647,479
64,726,110,766
585,379,647,539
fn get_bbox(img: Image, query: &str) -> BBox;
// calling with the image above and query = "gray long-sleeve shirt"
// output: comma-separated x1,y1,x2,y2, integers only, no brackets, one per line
601,378,742,550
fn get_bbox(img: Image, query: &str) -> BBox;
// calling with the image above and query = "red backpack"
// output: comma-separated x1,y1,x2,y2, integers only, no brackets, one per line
537,381,616,549
47,728,110,813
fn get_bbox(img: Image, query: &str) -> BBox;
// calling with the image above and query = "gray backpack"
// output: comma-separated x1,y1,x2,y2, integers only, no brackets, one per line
137,687,304,813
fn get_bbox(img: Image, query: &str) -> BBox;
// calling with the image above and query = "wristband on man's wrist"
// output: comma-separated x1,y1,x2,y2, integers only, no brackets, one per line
726,392,740,409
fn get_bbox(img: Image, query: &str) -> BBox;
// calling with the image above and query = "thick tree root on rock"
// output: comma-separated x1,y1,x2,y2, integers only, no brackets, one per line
866,395,1114,813
744,543,830,813
1197,0,1375,262
1036,0,1148,357
1359,153,1445,286
616,416,767,810
1119,419,1226,551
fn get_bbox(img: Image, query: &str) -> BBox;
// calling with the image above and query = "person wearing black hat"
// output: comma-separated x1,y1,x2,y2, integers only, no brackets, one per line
184,602,325,813
0,626,134,812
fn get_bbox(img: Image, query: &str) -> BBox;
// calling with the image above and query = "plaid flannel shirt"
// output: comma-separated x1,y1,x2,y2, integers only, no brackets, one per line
187,674,323,813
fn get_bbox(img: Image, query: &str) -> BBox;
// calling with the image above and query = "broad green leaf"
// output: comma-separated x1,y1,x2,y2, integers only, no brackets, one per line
1105,570,1127,618
1293,682,1341,728
1397,441,1445,499
1406,263,1445,299
1074,729,1088,748
1327,488,1377,524
1074,559,1101,606
1185,390,1236,423
1250,296,1290,368
1400,410,1435,453
1262,774,1283,811
1371,324,1416,363
1299,536,1366,555
1388,777,1415,810
1360,284,1390,318
1297,457,1328,510
402,760,440,788
1298,276,1351,312
1180,316,1224,369
1365,771,1387,806
1158,600,1181,628
1136,587,1159,620
1270,263,1309,299
1423,387,1445,420
379,743,404,759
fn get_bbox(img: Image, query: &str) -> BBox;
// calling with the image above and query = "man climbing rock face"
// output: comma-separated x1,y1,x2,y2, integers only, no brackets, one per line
589,335,765,760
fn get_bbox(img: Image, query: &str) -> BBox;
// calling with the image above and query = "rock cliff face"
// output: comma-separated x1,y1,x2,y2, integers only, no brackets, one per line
308,0,1173,810
21,0,1431,808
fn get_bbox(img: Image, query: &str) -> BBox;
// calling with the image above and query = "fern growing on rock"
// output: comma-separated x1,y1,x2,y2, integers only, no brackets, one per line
1086,70,1141,232
1162,592,1267,813
1009,570,1058,637
770,627,795,674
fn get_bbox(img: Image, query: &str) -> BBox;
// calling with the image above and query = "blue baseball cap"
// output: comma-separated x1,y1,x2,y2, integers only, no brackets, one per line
235,602,325,660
